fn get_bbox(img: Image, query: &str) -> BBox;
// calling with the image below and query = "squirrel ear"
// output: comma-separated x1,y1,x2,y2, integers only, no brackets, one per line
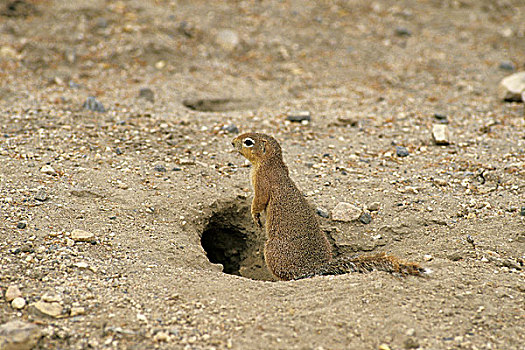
261,139,267,154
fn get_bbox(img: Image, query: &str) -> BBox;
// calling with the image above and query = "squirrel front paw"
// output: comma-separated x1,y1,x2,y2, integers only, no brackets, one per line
252,212,262,229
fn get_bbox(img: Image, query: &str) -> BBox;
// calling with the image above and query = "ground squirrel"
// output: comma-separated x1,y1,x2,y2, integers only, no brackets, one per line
232,133,426,281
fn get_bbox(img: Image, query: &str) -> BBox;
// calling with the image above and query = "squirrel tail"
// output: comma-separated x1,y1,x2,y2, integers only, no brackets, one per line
300,252,428,279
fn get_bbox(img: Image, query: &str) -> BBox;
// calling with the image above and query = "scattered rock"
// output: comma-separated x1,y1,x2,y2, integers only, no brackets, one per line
179,158,195,165
359,211,372,224
404,337,420,349
0,46,18,59
70,306,85,317
501,258,521,270
31,300,63,318
154,164,166,172
499,61,515,71
12,297,26,309
216,29,240,51
40,165,57,176
183,98,258,112
316,207,330,218
154,331,170,342
336,115,358,126
34,188,48,202
423,254,433,261
520,206,525,216
433,113,448,123
42,293,62,303
396,146,409,157
138,88,154,102
497,71,525,102
286,111,311,122
221,124,239,134
5,285,22,302
332,202,361,222
70,229,95,242
447,251,463,261
82,96,106,112
1,0,39,18
0,320,42,350
367,202,381,212
395,27,411,36
432,124,451,145
16,222,26,229
73,261,89,269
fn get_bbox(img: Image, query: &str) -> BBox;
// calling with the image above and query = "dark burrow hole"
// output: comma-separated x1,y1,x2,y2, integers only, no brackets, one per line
200,201,276,281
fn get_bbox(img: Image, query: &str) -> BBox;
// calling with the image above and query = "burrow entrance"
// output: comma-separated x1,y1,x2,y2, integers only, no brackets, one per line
200,200,276,281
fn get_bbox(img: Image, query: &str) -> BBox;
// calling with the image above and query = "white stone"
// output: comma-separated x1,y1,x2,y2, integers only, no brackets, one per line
498,71,525,102
70,229,94,242
216,29,240,51
31,300,63,318
432,124,451,145
40,165,57,176
11,297,26,309
332,202,361,222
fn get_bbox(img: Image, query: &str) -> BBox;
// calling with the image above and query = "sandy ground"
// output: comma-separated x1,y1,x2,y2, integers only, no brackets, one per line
1,0,524,349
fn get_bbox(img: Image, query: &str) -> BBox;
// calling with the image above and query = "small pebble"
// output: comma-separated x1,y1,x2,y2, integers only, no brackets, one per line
138,88,154,102
332,202,361,222
31,300,63,318
222,124,239,134
404,337,419,349
35,188,48,202
5,285,22,302
70,306,86,316
286,111,311,122
82,96,106,112
395,27,411,36
520,206,525,216
359,211,372,224
499,61,515,71
498,71,525,102
367,202,381,211
154,331,170,342
396,146,409,157
448,252,463,261
216,29,240,51
40,165,57,176
71,229,95,242
179,158,195,165
154,164,167,172
12,297,26,309
316,207,330,218
432,124,451,145
434,113,448,124
17,222,27,229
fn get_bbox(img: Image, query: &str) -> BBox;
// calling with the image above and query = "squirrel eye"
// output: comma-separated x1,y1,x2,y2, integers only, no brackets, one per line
243,138,254,147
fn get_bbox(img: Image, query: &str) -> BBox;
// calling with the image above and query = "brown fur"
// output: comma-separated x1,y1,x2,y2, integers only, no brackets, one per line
232,133,424,281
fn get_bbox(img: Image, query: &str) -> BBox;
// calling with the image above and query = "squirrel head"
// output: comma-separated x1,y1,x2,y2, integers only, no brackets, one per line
232,133,283,164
